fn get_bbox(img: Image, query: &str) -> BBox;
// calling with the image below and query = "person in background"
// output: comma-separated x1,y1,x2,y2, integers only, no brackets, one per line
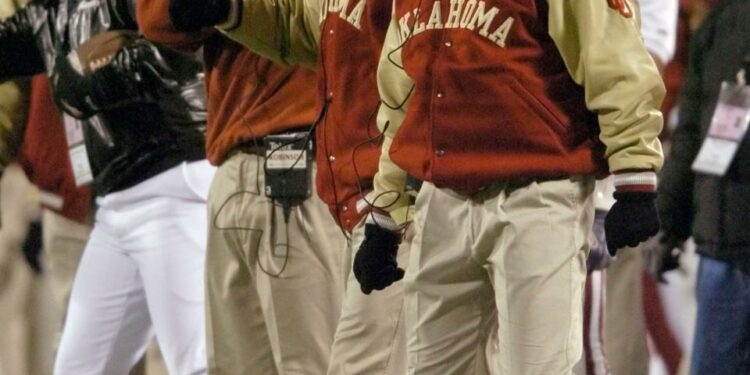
0,1,55,373
0,0,215,372
0,11,52,366
652,0,750,373
642,2,721,373
0,165,55,375
582,1,681,375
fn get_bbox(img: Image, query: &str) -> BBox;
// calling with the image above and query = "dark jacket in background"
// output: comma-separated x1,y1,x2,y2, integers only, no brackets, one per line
0,0,207,195
658,0,750,271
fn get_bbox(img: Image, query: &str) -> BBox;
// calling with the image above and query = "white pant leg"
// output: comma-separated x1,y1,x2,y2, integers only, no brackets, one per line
54,212,153,375
54,161,213,375
130,196,208,375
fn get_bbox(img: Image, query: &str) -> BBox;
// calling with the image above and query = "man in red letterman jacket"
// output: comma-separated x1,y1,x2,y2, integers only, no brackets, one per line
135,3,352,374
156,0,427,374
354,0,663,373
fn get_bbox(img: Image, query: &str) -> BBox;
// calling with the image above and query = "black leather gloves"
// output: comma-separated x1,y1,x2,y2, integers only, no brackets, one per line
604,191,660,255
169,0,231,32
353,224,405,295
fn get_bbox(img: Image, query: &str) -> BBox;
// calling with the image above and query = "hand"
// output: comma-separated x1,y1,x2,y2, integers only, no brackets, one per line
169,0,231,32
353,224,404,295
604,191,660,255
642,232,684,283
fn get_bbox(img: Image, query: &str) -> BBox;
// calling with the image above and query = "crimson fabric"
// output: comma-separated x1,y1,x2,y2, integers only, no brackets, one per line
137,0,318,165
314,0,392,231
391,0,606,194
642,273,682,374
661,0,696,139
16,75,92,224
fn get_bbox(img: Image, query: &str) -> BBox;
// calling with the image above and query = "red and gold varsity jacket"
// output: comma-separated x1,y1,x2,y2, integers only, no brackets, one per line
372,0,665,222
222,0,395,231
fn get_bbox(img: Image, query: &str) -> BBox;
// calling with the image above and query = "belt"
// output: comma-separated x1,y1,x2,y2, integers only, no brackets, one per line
232,128,315,158
505,174,570,190
233,140,266,156
470,174,571,201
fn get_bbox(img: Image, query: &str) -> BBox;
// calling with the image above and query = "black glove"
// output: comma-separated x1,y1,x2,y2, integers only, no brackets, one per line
604,191,660,255
642,232,684,283
353,224,404,295
169,0,231,32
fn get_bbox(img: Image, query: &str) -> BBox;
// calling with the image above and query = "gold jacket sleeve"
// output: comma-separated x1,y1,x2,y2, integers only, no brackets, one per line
0,0,31,172
546,0,665,173
220,0,323,69
0,80,28,171
369,7,413,225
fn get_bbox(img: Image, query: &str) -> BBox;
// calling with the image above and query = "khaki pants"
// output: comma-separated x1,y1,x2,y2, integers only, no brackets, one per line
604,248,649,375
206,152,347,374
406,178,594,374
326,220,412,375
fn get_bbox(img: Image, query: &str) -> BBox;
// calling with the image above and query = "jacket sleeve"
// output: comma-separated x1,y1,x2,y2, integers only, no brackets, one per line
546,0,665,174
656,24,707,242
217,0,321,68
367,5,413,226
136,0,215,52
0,0,47,82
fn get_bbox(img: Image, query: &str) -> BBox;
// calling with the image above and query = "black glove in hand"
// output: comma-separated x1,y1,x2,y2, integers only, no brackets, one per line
353,224,404,295
604,191,660,256
169,0,231,32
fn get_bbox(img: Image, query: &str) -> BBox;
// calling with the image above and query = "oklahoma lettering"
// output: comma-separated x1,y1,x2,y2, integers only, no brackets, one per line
327,0,367,29
398,0,515,47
